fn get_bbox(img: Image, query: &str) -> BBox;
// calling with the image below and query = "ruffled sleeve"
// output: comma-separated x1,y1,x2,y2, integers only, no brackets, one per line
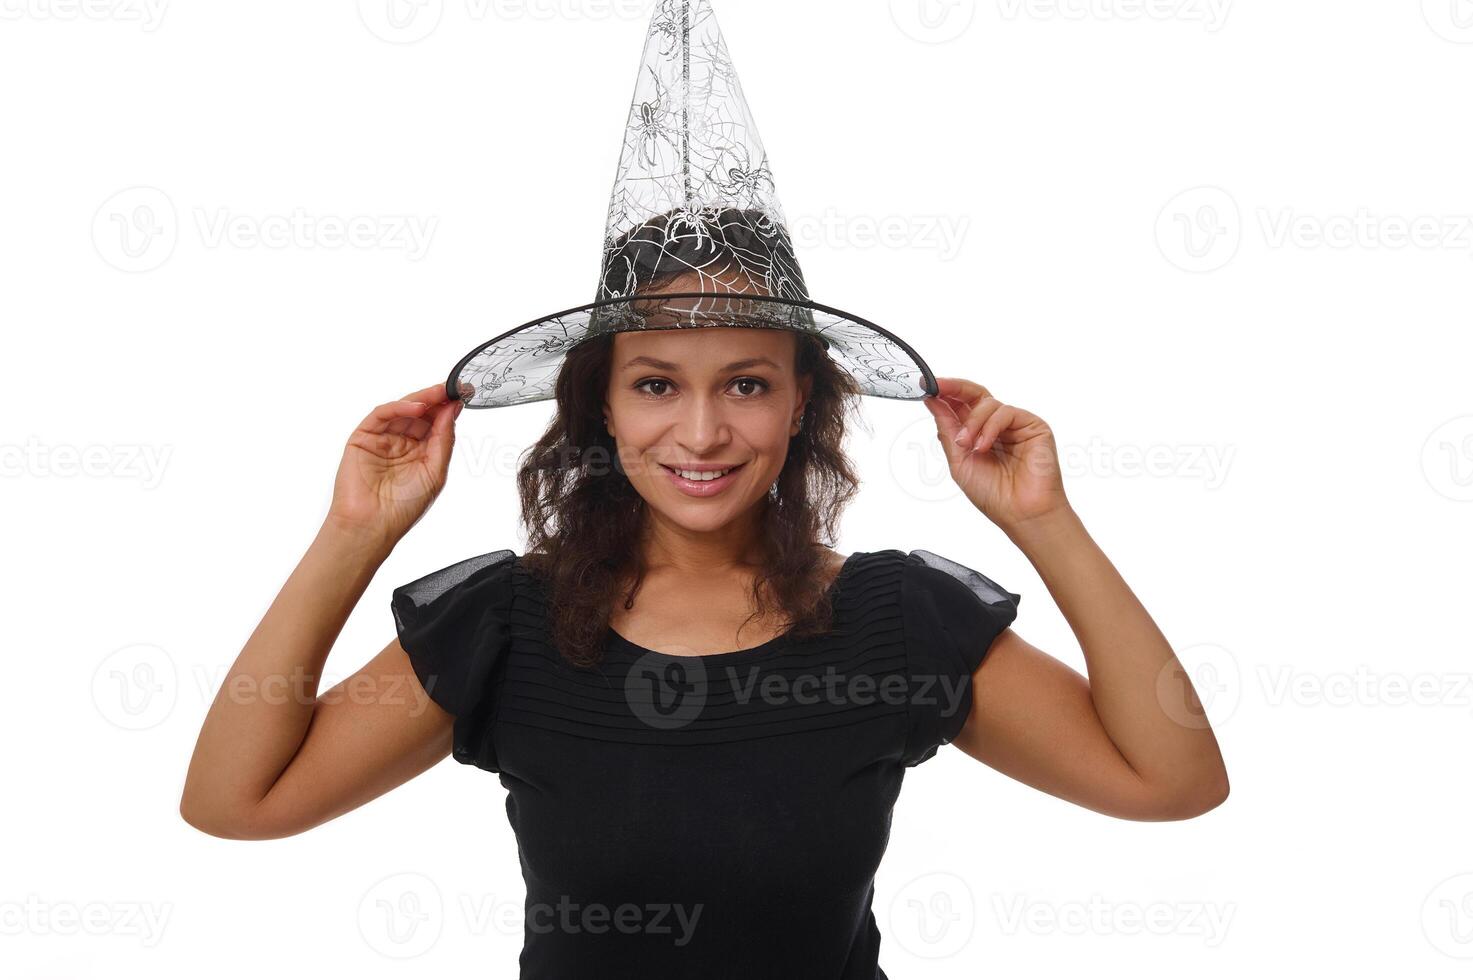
390,548,517,771
900,549,1021,768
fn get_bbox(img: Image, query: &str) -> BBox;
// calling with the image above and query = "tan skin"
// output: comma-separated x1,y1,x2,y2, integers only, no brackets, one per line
179,329,1227,840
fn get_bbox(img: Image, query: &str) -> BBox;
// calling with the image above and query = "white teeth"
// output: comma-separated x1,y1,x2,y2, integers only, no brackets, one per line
672,466,733,481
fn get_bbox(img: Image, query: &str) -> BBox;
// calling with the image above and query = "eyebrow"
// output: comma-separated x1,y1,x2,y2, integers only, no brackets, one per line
620,355,783,373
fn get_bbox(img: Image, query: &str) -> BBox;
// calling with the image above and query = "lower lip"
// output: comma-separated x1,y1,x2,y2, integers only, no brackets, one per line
662,462,746,497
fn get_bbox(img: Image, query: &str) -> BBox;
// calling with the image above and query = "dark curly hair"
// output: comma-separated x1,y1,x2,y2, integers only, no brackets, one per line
515,217,866,666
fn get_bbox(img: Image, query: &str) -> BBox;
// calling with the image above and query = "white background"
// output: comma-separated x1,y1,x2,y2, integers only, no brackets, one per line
4,0,1472,976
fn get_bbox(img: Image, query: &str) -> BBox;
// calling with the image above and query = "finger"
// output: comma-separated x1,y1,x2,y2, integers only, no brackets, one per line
386,413,435,440
955,396,1003,449
358,398,432,435
934,378,995,445
973,404,1015,452
935,396,971,420
934,377,993,407
398,383,453,407
367,383,455,435
987,404,1044,446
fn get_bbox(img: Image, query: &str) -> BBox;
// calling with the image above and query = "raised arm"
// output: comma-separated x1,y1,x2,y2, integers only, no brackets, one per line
179,384,463,840
923,379,1230,821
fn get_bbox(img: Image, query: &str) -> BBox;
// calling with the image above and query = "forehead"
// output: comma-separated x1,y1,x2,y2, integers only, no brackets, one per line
610,326,798,371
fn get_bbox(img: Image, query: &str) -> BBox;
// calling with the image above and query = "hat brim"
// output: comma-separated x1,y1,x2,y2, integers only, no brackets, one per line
447,292,938,409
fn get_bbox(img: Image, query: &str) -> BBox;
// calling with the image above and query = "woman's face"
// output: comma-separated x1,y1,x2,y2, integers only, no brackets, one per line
603,326,810,534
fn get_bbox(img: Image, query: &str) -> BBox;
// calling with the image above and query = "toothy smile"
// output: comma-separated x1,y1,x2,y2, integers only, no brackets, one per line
661,463,745,481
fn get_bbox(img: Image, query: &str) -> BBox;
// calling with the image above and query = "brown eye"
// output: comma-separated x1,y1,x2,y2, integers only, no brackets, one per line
635,378,673,397
731,377,769,396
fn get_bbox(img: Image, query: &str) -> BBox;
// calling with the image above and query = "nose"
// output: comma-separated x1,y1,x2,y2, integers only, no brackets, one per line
673,392,731,457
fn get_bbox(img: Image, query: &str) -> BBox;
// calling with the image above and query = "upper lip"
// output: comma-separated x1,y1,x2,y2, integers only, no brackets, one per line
662,462,747,471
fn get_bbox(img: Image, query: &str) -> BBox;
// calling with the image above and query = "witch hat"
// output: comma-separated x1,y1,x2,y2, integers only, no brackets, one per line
447,0,938,409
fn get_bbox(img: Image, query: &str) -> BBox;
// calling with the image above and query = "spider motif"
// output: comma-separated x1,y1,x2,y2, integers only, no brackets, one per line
598,254,641,300
716,164,774,205
648,14,683,58
467,363,532,397
701,140,776,211
648,0,715,59
662,205,713,253
870,363,902,384
630,68,682,170
766,271,795,299
531,334,585,356
747,209,781,240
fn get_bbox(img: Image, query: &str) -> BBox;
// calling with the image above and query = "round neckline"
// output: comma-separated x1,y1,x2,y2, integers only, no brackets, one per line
606,551,863,663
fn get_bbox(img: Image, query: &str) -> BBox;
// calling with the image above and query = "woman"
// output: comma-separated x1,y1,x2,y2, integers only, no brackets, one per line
179,269,1230,978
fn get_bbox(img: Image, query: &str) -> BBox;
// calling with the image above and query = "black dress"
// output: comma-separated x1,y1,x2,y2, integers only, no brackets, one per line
391,548,1020,980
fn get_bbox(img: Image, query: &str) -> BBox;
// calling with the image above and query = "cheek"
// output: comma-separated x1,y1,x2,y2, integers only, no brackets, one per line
606,407,661,445
739,413,796,456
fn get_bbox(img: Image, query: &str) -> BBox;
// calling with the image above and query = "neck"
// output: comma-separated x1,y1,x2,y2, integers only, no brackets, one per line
636,499,770,575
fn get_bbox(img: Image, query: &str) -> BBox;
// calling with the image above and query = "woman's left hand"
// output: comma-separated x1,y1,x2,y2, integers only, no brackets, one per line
922,377,1070,533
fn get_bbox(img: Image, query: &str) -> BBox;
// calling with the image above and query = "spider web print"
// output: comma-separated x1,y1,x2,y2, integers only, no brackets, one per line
456,307,933,407
450,0,937,409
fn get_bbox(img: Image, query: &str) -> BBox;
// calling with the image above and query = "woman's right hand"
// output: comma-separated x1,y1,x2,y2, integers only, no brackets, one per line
326,383,464,546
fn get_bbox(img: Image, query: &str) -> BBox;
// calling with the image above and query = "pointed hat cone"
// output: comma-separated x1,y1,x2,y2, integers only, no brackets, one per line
597,0,803,302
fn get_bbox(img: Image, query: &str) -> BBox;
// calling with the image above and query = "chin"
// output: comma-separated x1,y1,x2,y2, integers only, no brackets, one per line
657,511,742,534
633,478,765,528
646,492,749,527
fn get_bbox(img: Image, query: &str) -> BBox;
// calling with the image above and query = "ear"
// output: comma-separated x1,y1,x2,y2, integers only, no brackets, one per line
793,375,813,432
